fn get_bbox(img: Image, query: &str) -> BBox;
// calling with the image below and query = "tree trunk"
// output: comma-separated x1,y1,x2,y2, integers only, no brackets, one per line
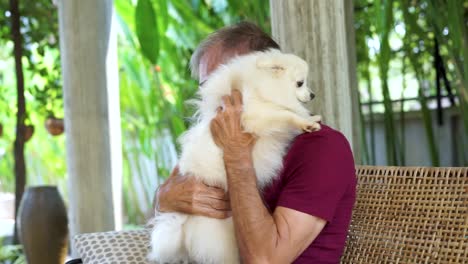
57,0,122,256
270,0,361,162
10,0,26,244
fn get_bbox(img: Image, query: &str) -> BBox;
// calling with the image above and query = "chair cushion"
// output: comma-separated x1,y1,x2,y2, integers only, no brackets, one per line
74,229,153,264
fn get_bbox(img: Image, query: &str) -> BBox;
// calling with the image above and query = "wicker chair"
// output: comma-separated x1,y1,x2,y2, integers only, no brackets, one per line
341,166,468,263
68,166,468,263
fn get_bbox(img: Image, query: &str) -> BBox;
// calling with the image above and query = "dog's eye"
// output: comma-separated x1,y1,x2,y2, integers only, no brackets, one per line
296,81,304,87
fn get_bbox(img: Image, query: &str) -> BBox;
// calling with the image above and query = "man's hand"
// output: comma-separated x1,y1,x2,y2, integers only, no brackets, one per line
210,89,256,165
155,166,231,219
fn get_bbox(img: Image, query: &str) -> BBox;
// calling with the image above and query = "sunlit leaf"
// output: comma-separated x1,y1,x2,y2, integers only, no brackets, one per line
135,0,160,64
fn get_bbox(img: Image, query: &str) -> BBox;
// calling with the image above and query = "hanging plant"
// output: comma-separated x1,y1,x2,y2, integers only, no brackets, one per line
24,125,34,142
45,116,64,136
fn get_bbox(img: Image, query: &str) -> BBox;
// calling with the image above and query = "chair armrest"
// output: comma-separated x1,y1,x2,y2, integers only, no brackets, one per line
65,259,83,264
73,228,152,263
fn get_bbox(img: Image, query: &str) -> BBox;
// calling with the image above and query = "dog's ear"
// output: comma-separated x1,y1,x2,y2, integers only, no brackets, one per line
256,55,285,76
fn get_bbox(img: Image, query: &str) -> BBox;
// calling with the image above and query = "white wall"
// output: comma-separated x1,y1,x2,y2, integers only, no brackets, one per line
364,108,467,166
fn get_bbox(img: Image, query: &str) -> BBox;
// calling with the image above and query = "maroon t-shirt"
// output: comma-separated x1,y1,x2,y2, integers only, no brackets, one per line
262,124,356,264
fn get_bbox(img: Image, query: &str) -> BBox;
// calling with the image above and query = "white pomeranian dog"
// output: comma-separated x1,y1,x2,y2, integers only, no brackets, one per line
148,49,321,264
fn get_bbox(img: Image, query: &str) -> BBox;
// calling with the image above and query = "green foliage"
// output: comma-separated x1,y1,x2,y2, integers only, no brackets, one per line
0,0,62,118
0,0,66,195
355,0,467,166
400,1,440,166
116,0,271,224
0,237,25,264
427,0,468,138
376,0,400,165
135,0,160,64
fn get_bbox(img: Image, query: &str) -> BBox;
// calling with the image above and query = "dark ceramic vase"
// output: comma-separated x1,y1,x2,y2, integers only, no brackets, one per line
17,186,69,264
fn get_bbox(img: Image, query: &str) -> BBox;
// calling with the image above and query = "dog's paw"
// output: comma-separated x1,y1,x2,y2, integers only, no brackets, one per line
302,122,321,132
300,116,321,133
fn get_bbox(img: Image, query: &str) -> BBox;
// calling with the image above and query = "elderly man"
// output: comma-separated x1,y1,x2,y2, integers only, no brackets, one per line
154,22,356,264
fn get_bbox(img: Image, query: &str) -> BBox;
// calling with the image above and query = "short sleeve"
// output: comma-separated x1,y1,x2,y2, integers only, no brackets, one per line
276,129,355,222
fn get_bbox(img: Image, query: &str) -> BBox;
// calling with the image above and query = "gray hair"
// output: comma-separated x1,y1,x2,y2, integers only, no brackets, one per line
189,21,280,79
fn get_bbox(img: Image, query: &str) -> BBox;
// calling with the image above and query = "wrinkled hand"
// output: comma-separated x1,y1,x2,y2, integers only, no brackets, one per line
210,90,256,165
156,166,231,219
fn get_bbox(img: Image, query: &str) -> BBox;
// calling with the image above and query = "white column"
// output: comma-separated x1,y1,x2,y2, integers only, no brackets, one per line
58,0,122,253
270,0,361,159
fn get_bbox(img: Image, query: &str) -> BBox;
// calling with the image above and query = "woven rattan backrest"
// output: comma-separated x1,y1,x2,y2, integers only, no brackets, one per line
341,166,468,264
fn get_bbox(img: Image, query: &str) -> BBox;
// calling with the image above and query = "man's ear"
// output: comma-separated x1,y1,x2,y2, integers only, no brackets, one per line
256,55,285,76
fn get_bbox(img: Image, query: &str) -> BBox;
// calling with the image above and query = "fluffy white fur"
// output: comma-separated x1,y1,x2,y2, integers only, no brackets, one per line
148,49,321,264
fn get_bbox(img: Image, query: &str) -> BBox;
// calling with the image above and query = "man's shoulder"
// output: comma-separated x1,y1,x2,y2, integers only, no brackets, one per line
291,123,351,152
283,123,355,178
282,124,355,186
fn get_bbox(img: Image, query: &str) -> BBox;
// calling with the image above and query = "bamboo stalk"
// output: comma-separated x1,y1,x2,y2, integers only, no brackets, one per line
427,0,468,139
366,73,376,165
401,1,440,166
376,0,399,165
358,91,370,165
434,38,443,126
399,56,406,166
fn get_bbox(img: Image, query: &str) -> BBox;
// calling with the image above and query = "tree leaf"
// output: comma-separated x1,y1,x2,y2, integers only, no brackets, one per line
135,0,159,64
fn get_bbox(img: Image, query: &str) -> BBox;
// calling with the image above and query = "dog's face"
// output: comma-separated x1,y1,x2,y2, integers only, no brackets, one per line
256,50,314,107
290,61,314,103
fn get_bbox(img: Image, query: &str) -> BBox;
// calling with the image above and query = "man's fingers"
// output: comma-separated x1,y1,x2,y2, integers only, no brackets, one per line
206,210,230,219
194,191,230,210
203,184,229,200
210,120,223,146
231,89,243,106
208,198,231,211
197,205,231,219
221,95,233,108
169,165,180,178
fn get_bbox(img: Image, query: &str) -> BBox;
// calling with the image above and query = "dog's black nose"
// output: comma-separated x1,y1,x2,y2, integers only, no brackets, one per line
310,93,315,100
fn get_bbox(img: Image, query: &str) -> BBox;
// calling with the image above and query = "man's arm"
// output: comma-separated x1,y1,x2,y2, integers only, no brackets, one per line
210,90,326,263
226,161,326,263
